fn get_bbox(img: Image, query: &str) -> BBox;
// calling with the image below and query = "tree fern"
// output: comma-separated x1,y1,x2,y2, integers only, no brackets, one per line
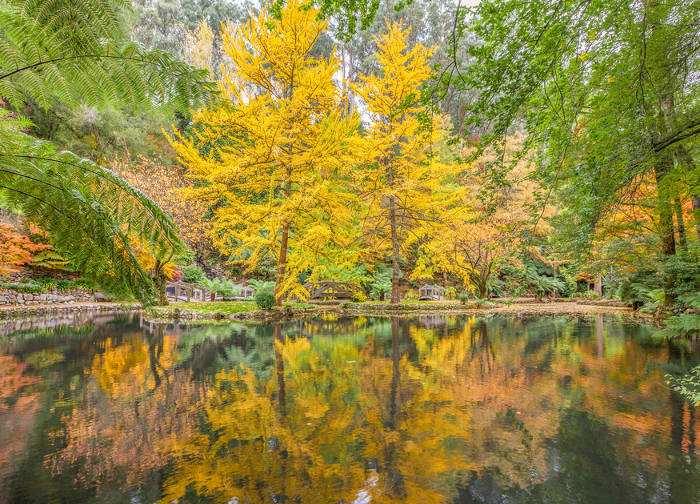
0,0,216,303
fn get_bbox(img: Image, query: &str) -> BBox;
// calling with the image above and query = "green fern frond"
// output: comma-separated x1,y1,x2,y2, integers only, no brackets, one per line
0,0,215,303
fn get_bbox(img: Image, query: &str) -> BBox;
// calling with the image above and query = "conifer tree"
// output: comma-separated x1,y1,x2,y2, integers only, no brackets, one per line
351,23,455,303
170,0,359,303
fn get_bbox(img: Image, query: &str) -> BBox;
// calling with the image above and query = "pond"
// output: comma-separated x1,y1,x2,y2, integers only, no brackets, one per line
0,313,698,503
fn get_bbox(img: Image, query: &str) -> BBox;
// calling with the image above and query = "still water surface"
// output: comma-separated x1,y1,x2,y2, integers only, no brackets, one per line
0,313,698,503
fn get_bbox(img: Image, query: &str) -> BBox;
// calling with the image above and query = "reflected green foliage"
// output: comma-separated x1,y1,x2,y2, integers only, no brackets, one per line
0,314,698,503
666,365,700,406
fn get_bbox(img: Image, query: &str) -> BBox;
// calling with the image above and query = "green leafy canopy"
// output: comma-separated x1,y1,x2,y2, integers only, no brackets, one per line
0,0,216,303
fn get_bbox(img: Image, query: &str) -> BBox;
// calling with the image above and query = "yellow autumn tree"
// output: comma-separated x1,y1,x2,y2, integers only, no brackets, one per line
170,0,359,303
350,23,458,303
181,18,215,79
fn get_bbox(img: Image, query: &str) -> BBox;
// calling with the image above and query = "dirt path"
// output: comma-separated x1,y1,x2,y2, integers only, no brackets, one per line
484,302,635,314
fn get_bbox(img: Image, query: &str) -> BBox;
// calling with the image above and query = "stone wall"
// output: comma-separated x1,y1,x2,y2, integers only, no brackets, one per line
0,309,139,339
0,288,99,306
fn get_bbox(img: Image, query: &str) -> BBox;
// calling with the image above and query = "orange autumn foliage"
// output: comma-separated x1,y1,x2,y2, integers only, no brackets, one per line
0,223,49,275
111,155,211,253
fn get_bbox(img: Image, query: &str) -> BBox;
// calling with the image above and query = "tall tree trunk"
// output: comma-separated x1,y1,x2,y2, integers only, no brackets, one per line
275,223,289,306
673,196,687,251
387,161,401,304
390,204,401,304
694,196,700,245
674,140,699,244
594,275,603,297
655,152,677,305
153,260,168,306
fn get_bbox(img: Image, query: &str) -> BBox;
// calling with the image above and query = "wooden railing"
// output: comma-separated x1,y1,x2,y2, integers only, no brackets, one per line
303,281,359,300
165,281,257,303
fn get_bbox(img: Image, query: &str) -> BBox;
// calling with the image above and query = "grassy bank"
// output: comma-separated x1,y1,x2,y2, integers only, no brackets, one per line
146,301,318,322
142,298,636,323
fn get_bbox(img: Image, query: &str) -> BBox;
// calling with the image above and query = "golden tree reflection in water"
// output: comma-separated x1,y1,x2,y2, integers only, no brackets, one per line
161,319,476,503
47,327,204,490
41,315,698,503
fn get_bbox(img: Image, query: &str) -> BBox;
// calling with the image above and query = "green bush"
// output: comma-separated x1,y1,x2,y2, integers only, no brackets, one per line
351,292,366,302
182,264,206,284
368,265,392,300
255,291,276,310
581,290,601,300
0,281,46,293
456,292,469,305
36,278,58,290
247,279,276,293
404,289,418,301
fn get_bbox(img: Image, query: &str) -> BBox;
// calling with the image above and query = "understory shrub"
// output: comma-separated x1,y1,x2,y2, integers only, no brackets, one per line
581,290,602,300
351,291,367,302
495,261,567,298
368,265,392,300
247,279,276,293
0,281,45,293
0,277,93,294
403,288,418,301
255,291,275,310
182,264,206,284
198,277,242,298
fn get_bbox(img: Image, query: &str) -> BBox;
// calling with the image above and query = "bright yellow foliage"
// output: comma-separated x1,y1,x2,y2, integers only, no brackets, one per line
350,23,461,302
170,0,359,301
182,18,215,79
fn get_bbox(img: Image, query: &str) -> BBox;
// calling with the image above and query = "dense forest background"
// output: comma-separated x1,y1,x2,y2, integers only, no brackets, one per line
1,0,698,337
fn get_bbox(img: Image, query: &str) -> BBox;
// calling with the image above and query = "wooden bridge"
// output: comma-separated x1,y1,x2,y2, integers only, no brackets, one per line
165,281,217,303
418,284,446,301
303,281,360,301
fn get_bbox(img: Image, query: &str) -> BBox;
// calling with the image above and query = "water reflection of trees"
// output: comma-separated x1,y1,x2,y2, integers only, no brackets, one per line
160,317,476,503
0,353,41,496
2,314,696,503
44,324,204,492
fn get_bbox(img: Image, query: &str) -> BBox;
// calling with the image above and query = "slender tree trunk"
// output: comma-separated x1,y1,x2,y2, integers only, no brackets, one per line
386,160,401,304
275,223,289,306
673,196,687,251
655,152,677,305
674,146,700,243
153,260,168,306
390,205,401,304
594,275,603,297
694,196,700,245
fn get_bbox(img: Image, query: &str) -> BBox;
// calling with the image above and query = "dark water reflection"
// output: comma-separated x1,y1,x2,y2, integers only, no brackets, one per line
0,313,698,503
